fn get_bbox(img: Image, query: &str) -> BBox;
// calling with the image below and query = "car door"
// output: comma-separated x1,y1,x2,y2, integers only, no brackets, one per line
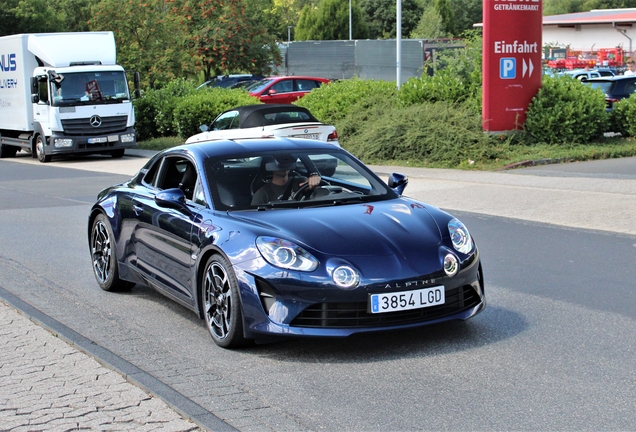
262,78,295,104
293,79,320,101
130,156,201,305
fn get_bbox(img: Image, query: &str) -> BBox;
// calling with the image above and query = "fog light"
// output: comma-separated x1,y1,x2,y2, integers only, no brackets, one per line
443,254,459,277
332,266,359,289
54,138,73,148
120,133,135,143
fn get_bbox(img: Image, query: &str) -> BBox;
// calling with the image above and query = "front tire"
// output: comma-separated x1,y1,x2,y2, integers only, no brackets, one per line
201,254,248,348
35,135,51,163
0,144,18,158
90,213,134,292
111,149,125,158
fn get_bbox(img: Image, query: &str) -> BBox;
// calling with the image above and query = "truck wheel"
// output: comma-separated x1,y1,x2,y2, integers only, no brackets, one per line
111,149,125,158
35,135,51,163
0,144,18,158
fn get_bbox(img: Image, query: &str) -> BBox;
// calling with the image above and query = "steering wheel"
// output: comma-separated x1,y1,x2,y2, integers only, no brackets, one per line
290,180,330,201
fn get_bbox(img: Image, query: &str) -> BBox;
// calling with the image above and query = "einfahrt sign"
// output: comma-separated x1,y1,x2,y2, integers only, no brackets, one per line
482,0,542,132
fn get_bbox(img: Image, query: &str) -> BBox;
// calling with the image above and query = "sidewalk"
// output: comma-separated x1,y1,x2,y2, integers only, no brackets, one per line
0,300,203,431
2,152,635,431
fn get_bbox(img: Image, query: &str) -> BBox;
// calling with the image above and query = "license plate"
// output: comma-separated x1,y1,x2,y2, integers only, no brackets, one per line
88,137,107,144
293,133,319,140
369,286,445,314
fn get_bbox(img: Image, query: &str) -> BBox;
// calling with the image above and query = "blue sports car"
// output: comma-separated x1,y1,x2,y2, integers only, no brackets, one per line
88,138,485,348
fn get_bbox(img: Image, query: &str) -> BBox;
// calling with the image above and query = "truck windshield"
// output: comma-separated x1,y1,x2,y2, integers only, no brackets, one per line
51,71,130,106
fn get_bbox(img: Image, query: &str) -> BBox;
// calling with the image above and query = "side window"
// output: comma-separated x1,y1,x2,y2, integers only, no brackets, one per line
157,157,199,201
38,79,50,104
213,111,239,130
295,79,318,92
142,159,161,187
625,82,636,94
272,80,293,93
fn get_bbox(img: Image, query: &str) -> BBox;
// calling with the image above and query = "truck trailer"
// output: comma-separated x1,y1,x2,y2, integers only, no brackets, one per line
0,32,139,162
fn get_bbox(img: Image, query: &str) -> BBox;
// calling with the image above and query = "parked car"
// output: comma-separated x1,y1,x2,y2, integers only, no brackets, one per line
186,104,339,147
558,68,615,81
244,76,330,104
87,138,485,348
585,75,636,110
196,74,265,90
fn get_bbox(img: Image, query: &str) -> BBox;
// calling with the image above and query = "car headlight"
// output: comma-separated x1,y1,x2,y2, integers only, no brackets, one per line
448,218,473,254
256,237,319,272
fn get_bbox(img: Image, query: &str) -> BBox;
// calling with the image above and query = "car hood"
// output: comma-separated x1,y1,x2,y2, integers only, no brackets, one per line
229,199,443,257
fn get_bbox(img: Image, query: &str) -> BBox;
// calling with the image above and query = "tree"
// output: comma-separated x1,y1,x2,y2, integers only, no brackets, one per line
434,0,455,36
359,0,422,39
410,4,448,39
269,0,320,40
295,0,369,40
450,0,482,35
183,0,281,82
0,0,95,36
90,0,192,89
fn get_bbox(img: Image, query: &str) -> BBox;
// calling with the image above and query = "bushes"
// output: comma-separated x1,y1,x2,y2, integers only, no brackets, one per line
173,88,260,138
609,96,636,136
341,100,502,168
296,78,398,125
133,82,259,139
133,79,196,141
524,75,608,144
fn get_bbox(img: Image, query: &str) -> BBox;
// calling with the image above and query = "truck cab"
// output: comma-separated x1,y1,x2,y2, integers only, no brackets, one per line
0,32,140,162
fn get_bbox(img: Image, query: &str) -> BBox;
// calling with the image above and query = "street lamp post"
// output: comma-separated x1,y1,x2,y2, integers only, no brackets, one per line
396,0,402,89
287,26,293,75
349,0,352,41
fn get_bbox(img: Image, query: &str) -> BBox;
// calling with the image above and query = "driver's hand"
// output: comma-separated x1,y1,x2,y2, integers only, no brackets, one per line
300,173,321,190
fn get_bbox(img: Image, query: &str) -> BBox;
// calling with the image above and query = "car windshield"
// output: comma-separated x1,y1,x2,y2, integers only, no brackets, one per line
51,71,130,106
245,79,274,93
587,81,614,94
205,149,396,211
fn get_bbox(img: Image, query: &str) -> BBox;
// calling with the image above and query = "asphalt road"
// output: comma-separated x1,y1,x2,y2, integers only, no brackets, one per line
1,152,635,430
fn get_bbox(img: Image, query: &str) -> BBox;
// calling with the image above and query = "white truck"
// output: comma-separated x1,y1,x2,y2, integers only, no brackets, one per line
0,32,139,162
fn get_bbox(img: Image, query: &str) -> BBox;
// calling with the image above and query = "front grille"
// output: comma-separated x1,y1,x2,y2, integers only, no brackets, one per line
290,285,481,329
61,115,128,135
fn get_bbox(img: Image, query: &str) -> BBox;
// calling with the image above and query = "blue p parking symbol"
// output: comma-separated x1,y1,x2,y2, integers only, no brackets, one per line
500,58,516,79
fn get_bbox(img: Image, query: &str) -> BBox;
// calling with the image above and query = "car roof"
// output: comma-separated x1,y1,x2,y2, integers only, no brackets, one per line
586,75,636,82
264,76,330,81
166,137,340,161
217,104,319,128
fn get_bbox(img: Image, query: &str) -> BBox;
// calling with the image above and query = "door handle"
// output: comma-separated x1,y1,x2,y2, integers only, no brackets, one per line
133,204,143,216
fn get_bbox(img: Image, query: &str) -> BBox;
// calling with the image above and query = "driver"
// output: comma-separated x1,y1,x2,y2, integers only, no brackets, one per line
251,155,321,205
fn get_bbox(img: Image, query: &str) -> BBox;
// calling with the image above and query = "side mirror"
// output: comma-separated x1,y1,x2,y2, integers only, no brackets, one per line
155,188,192,216
199,124,209,132
267,89,277,95
30,77,39,103
388,173,408,195
133,71,141,98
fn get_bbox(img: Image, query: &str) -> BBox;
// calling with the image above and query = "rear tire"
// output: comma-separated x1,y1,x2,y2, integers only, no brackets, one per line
201,254,249,348
90,213,134,292
35,135,51,163
0,144,18,158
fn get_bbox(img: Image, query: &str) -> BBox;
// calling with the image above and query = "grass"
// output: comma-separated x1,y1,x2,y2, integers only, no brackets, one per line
136,135,636,171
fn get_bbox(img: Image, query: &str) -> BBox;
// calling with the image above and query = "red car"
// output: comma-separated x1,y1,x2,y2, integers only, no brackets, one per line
245,76,330,104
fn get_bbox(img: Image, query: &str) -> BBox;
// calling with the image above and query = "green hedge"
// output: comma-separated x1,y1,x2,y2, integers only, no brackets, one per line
341,99,503,168
609,96,636,136
173,88,260,138
296,78,398,125
133,79,197,141
524,75,608,144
